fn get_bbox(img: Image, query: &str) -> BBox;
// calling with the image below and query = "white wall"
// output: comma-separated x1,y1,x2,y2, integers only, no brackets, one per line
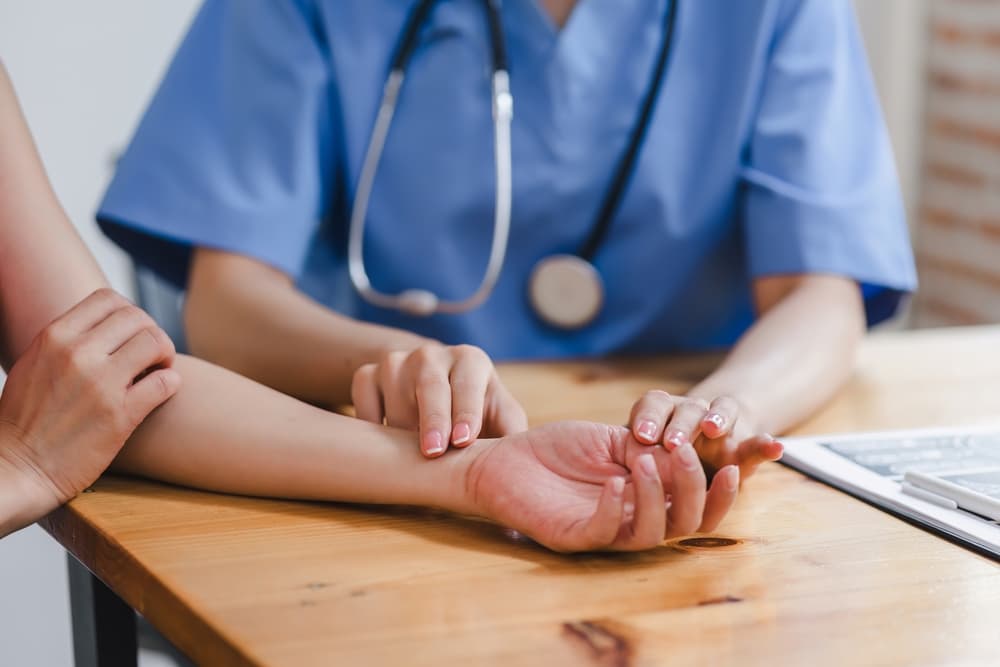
0,4,199,666
0,2,930,666
854,0,931,221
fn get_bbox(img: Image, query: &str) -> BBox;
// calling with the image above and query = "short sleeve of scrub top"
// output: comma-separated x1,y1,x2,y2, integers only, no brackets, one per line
739,0,916,325
99,0,917,360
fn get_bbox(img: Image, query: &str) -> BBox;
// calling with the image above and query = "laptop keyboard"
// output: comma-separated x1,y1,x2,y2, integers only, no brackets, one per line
820,433,1000,480
820,433,1000,526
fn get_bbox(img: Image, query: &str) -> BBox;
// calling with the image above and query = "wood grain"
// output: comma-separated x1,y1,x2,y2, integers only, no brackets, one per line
42,326,1000,666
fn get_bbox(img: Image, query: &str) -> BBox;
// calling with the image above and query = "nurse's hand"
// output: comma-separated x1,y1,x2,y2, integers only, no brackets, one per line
0,289,181,514
464,421,740,552
352,343,528,458
627,391,783,483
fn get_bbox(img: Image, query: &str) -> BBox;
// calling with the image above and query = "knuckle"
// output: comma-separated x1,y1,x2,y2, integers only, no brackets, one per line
154,326,176,357
62,341,90,373
454,344,488,364
643,389,672,403
90,287,122,305
38,324,65,351
411,344,444,367
381,349,408,369
128,306,157,331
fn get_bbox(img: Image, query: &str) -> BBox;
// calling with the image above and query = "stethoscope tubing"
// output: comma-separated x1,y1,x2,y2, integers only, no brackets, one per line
348,0,512,317
347,0,679,321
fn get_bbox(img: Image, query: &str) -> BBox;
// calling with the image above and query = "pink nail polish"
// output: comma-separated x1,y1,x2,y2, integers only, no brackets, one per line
452,422,472,445
636,420,658,442
666,430,687,448
424,430,445,455
705,413,725,430
676,444,699,470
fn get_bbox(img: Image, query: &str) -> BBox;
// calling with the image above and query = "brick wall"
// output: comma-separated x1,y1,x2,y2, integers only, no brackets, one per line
915,0,1000,325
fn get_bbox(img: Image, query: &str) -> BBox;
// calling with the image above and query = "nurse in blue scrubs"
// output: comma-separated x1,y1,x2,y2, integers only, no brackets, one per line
99,0,915,481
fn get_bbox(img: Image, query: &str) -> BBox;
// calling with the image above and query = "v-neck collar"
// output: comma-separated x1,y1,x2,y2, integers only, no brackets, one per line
521,0,585,38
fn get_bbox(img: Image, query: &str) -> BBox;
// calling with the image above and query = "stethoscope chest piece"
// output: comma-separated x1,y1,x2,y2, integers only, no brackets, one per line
528,254,604,330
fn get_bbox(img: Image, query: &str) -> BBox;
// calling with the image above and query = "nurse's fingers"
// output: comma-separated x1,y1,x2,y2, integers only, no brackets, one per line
83,304,162,357
701,396,740,439
666,443,707,538
51,288,131,338
615,454,667,550
412,354,454,458
448,345,492,447
663,398,709,450
380,350,419,429
351,364,385,424
698,465,739,533
628,390,675,445
109,325,175,385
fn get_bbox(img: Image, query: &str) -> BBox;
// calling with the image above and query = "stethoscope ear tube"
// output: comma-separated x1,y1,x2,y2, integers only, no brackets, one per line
348,0,514,317
348,0,680,328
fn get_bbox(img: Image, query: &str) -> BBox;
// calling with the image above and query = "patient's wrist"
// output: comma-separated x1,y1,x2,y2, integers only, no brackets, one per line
422,439,498,518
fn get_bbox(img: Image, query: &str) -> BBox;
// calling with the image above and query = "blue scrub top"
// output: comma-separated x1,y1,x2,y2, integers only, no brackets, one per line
99,0,917,360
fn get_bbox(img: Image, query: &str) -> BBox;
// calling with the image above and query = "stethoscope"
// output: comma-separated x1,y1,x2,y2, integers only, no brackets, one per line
348,0,679,330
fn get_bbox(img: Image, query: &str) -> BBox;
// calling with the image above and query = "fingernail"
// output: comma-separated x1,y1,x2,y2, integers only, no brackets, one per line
623,501,635,517
705,413,725,431
636,420,658,442
676,444,700,470
665,430,687,449
722,466,740,491
611,477,626,496
451,422,472,445
424,430,446,455
637,454,658,477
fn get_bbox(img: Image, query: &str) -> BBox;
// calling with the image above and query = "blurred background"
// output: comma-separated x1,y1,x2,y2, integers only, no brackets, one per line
0,0,992,664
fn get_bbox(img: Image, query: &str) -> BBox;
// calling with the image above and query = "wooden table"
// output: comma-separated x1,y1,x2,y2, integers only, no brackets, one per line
42,326,1000,666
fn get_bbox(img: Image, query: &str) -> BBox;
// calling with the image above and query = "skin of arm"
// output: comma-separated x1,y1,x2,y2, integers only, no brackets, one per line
186,249,528,452
689,274,865,435
1,63,737,550
185,249,428,409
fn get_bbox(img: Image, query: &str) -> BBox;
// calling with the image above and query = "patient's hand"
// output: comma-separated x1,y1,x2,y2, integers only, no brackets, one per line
463,421,740,552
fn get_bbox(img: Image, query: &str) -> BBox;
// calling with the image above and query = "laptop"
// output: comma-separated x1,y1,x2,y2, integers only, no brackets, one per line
781,426,1000,560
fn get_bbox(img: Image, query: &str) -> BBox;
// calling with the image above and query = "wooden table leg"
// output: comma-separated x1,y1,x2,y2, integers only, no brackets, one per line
67,554,138,667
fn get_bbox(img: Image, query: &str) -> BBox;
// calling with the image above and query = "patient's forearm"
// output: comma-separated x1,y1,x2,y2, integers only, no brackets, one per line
114,355,475,513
